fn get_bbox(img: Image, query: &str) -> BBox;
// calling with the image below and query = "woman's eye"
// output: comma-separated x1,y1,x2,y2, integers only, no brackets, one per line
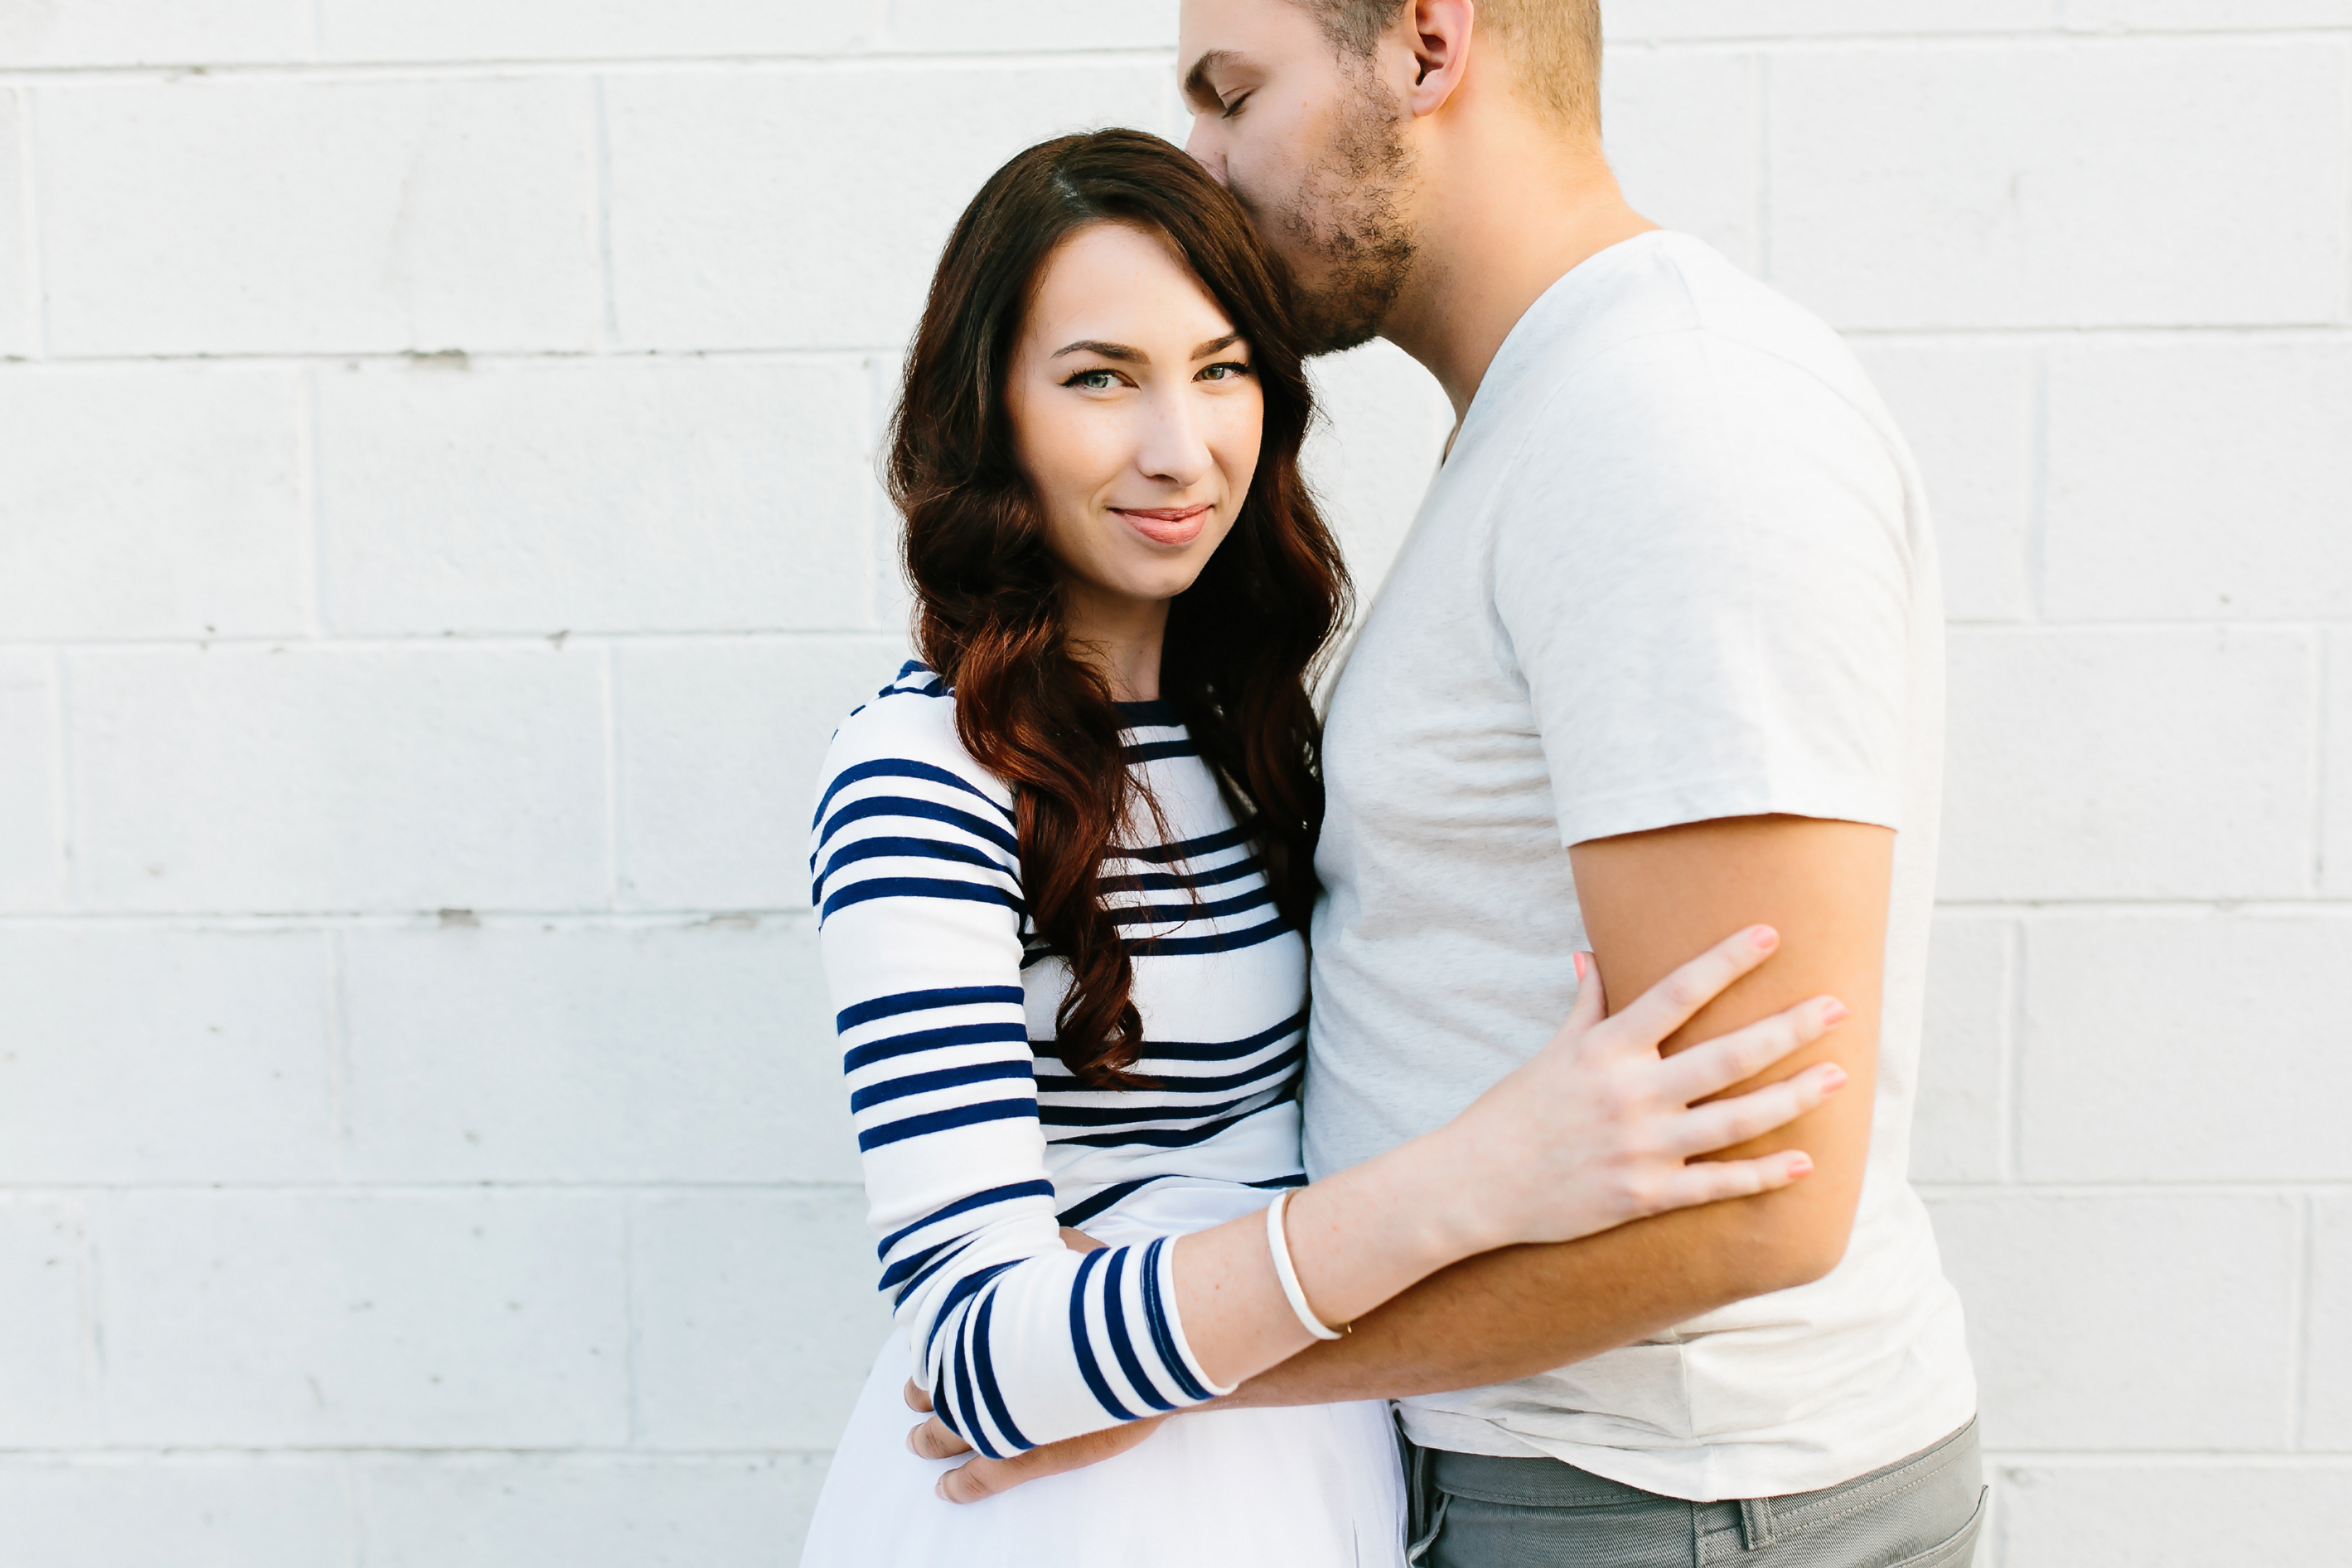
1198,361,1252,382
1064,369,1120,391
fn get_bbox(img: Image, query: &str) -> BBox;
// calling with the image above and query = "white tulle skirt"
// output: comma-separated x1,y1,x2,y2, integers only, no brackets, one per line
800,1334,1408,1567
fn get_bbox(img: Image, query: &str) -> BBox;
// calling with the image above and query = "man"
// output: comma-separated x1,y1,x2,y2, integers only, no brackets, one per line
917,3,1981,1562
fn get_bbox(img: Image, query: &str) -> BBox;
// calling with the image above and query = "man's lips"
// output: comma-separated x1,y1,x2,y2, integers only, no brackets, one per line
1111,503,1212,546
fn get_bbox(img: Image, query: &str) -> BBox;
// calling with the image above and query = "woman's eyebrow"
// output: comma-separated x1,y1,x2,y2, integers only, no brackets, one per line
1192,332,1243,359
1053,339,1145,363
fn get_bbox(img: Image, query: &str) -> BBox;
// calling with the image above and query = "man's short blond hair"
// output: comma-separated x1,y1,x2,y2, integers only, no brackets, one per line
1301,0,1604,135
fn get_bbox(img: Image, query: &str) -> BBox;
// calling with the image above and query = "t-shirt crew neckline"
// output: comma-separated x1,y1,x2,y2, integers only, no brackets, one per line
1443,228,1679,473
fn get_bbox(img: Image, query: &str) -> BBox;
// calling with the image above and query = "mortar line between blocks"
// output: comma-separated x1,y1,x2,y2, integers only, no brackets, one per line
0,48,1181,88
18,85,48,359
601,643,622,908
591,76,620,352
324,927,351,1180
2290,1191,2315,1449
2025,349,2050,623
1754,52,1773,283
2001,918,2026,1184
297,367,325,637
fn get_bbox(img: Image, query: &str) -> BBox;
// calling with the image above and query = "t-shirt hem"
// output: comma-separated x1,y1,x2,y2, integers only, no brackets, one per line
1556,772,1902,849
1397,1378,1981,1503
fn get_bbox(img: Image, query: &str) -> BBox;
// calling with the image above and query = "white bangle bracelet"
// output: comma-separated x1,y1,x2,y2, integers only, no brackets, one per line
1265,1190,1345,1341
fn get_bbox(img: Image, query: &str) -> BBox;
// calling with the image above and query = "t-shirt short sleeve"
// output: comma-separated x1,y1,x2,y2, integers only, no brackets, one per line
1491,331,1915,848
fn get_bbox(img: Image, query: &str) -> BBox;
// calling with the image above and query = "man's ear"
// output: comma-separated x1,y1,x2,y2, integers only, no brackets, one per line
1402,0,1474,118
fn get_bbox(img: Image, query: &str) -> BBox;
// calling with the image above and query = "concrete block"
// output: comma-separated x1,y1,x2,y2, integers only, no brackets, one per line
604,65,1178,351
39,79,599,357
0,927,333,1182
1941,628,2314,901
2330,632,2351,898
1995,1462,2348,1568
0,92,32,358
0,1457,350,1568
316,358,872,635
2063,0,2352,27
2046,341,2352,621
68,644,609,913
0,367,307,638
887,0,1175,50
616,637,908,912
1301,341,1454,603
0,651,61,909
632,1188,896,1450
1602,47,1762,274
1769,40,2351,329
1605,1,2058,39
360,1454,833,1568
320,0,881,61
0,2,309,66
0,1201,98,1447
2019,915,2352,1182
1929,1192,2295,1449
341,918,859,1184
1849,343,2035,623
2307,1194,2352,1448
1911,915,2010,1184
100,1190,628,1447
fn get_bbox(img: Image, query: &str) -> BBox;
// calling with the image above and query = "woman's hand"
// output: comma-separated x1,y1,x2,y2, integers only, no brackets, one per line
1430,924,1848,1255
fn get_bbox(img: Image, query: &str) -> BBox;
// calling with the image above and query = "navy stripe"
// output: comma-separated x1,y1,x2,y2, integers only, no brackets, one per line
1056,1176,1161,1229
970,1288,1035,1453
926,1259,1017,1358
858,1096,1036,1152
1050,1042,1304,1099
1097,1247,1177,1413
813,835,1010,905
851,1058,1034,1113
1067,1248,1137,1422
1139,1237,1215,1402
1132,918,1293,958
1113,699,1180,725
1029,1011,1307,1069
1110,885,1275,928
822,873,1022,923
877,1179,1056,1262
1111,823,1254,865
1038,1072,1295,1127
1247,1173,1309,1190
1124,738,1199,762
811,755,1008,830
953,1321,996,1459
846,1020,1028,1074
816,793,1018,857
1052,1096,1290,1150
839,984,1024,1032
896,1236,979,1305
1098,855,1263,895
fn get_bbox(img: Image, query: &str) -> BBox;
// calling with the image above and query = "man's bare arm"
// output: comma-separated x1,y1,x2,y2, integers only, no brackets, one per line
1228,814,1891,1407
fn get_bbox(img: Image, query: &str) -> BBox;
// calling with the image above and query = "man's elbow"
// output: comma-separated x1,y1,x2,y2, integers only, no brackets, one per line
1720,1190,1859,1297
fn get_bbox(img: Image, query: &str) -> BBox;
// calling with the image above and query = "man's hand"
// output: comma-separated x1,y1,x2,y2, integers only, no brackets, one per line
903,1376,1168,1503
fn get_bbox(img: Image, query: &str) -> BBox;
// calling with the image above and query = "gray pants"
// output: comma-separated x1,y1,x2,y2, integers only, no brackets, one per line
1403,1419,1985,1568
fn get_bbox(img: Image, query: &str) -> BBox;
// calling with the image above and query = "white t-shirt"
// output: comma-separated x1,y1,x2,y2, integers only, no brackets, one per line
1303,231,1976,1502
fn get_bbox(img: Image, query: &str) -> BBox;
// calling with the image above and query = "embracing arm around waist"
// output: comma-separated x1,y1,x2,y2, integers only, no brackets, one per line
1229,812,1892,1409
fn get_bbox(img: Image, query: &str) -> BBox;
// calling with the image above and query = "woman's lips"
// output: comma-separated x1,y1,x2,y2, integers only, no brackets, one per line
1111,503,1212,546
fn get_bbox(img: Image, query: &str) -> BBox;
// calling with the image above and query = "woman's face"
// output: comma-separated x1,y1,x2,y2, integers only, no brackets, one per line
1005,222,1264,616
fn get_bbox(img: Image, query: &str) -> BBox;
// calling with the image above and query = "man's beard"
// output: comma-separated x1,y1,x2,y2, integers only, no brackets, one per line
1252,74,1418,357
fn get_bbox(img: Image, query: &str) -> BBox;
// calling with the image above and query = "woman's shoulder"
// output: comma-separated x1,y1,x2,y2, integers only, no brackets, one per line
813,659,1013,820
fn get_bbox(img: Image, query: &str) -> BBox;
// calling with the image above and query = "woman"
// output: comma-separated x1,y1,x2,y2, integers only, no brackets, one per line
798,130,1849,1567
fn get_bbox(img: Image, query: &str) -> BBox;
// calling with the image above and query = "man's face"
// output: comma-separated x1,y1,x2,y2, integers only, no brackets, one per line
1179,0,1418,355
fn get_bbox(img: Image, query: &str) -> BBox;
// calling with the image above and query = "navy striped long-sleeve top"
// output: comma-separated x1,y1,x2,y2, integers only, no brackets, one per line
810,661,1309,1457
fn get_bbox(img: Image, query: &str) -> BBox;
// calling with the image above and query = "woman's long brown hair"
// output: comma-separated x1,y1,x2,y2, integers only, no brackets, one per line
888,129,1351,1089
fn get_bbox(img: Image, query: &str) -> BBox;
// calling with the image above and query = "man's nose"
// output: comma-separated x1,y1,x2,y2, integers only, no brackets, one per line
1183,120,1230,187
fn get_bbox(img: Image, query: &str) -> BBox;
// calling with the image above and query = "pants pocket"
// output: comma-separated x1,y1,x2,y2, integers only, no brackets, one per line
1885,1486,1987,1568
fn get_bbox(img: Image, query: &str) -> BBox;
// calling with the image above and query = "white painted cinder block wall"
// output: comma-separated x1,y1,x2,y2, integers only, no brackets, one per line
0,2,2345,1564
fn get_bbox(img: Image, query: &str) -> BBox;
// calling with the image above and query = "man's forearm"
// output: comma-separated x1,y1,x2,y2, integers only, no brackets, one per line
1226,1173,1802,1407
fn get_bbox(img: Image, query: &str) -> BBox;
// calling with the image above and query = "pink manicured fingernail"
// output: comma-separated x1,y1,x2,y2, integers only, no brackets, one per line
1822,999,1850,1026
1751,926,1779,952
1573,951,1589,981
935,1479,950,1501
1787,1153,1814,1178
1818,1064,1849,1091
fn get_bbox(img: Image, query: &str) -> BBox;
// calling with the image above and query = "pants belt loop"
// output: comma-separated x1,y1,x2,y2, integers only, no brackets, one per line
1738,1496,1777,1553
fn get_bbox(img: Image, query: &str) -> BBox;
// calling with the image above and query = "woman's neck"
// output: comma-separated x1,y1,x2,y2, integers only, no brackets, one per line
1061,580,1169,704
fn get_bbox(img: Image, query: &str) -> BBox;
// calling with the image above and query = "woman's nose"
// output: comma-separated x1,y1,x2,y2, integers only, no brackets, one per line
1136,392,1214,488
